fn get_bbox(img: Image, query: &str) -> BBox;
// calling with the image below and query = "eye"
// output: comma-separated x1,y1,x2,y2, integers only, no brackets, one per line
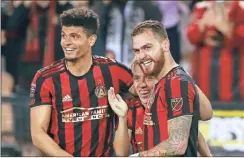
133,50,139,54
145,46,151,50
133,76,139,81
70,34,80,39
61,34,66,38
146,76,154,80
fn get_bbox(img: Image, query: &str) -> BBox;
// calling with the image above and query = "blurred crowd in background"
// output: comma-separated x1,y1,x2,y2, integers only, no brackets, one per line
1,0,244,156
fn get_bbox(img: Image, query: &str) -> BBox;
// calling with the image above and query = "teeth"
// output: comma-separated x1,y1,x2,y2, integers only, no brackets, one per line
66,48,74,51
143,61,152,66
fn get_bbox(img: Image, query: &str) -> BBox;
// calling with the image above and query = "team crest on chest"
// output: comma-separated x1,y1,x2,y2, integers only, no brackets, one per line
171,98,183,112
95,86,107,98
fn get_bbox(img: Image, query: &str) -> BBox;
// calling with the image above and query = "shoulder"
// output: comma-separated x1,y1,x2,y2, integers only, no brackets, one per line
93,56,132,76
34,59,65,81
93,55,130,68
167,66,195,84
162,66,196,96
93,55,117,65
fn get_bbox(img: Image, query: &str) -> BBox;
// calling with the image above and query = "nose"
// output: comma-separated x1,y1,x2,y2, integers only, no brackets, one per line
136,51,146,63
61,37,72,46
138,78,147,89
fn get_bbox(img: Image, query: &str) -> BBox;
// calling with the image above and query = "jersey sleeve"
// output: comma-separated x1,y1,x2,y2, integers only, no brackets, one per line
164,78,196,120
29,71,52,108
110,62,133,93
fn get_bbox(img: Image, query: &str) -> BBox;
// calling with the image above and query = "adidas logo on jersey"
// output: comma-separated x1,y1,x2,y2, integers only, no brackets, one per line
62,95,73,102
135,127,143,135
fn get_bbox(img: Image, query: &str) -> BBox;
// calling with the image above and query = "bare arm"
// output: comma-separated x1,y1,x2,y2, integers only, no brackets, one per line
108,87,131,156
30,106,72,156
113,117,131,156
198,131,212,157
139,115,192,157
196,86,213,121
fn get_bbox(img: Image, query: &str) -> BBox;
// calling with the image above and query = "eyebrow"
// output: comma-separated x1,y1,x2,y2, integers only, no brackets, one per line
61,31,81,36
133,43,153,51
133,74,140,77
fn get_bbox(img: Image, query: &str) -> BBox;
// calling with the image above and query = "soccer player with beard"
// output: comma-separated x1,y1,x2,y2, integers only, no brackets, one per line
29,8,135,157
108,20,213,157
108,60,212,156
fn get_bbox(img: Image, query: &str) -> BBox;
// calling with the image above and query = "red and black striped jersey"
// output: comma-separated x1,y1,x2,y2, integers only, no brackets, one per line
126,98,145,153
126,66,200,156
29,56,133,157
143,66,200,156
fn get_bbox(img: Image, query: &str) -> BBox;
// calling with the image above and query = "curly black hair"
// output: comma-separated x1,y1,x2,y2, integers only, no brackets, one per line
60,7,100,36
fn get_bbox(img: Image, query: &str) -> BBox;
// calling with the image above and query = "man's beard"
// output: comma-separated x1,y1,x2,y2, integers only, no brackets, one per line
145,48,165,77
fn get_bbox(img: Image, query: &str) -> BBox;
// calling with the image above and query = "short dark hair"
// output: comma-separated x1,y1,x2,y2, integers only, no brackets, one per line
132,20,168,41
60,8,100,36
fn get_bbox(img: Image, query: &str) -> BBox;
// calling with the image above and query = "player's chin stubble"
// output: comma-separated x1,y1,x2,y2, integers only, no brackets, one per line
151,48,165,77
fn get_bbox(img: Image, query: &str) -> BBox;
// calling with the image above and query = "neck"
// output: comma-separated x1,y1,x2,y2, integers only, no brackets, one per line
66,52,93,76
156,52,178,80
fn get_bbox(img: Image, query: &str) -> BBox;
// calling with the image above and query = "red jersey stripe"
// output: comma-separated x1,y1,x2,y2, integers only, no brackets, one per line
109,66,119,93
93,66,108,156
39,79,51,104
60,73,74,155
170,78,182,117
198,47,212,98
156,80,168,142
48,78,59,144
117,65,133,88
219,49,233,101
78,78,91,156
188,82,195,113
148,124,154,149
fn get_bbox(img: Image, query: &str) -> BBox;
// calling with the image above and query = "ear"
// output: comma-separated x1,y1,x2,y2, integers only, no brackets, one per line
161,38,170,52
88,35,97,47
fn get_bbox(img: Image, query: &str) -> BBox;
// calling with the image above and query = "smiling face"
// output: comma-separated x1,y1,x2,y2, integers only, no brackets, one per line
61,26,93,62
132,29,169,77
132,63,155,106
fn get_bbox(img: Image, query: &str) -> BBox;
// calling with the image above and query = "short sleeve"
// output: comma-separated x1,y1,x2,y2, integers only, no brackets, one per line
29,71,52,108
126,98,142,130
164,78,196,120
110,62,133,93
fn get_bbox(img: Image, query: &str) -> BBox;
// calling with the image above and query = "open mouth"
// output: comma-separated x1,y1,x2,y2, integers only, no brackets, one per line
65,48,76,54
142,60,152,67
139,90,150,98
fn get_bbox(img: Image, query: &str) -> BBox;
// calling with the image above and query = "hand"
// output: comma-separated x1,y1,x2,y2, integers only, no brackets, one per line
108,87,128,118
199,8,215,25
214,9,233,37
